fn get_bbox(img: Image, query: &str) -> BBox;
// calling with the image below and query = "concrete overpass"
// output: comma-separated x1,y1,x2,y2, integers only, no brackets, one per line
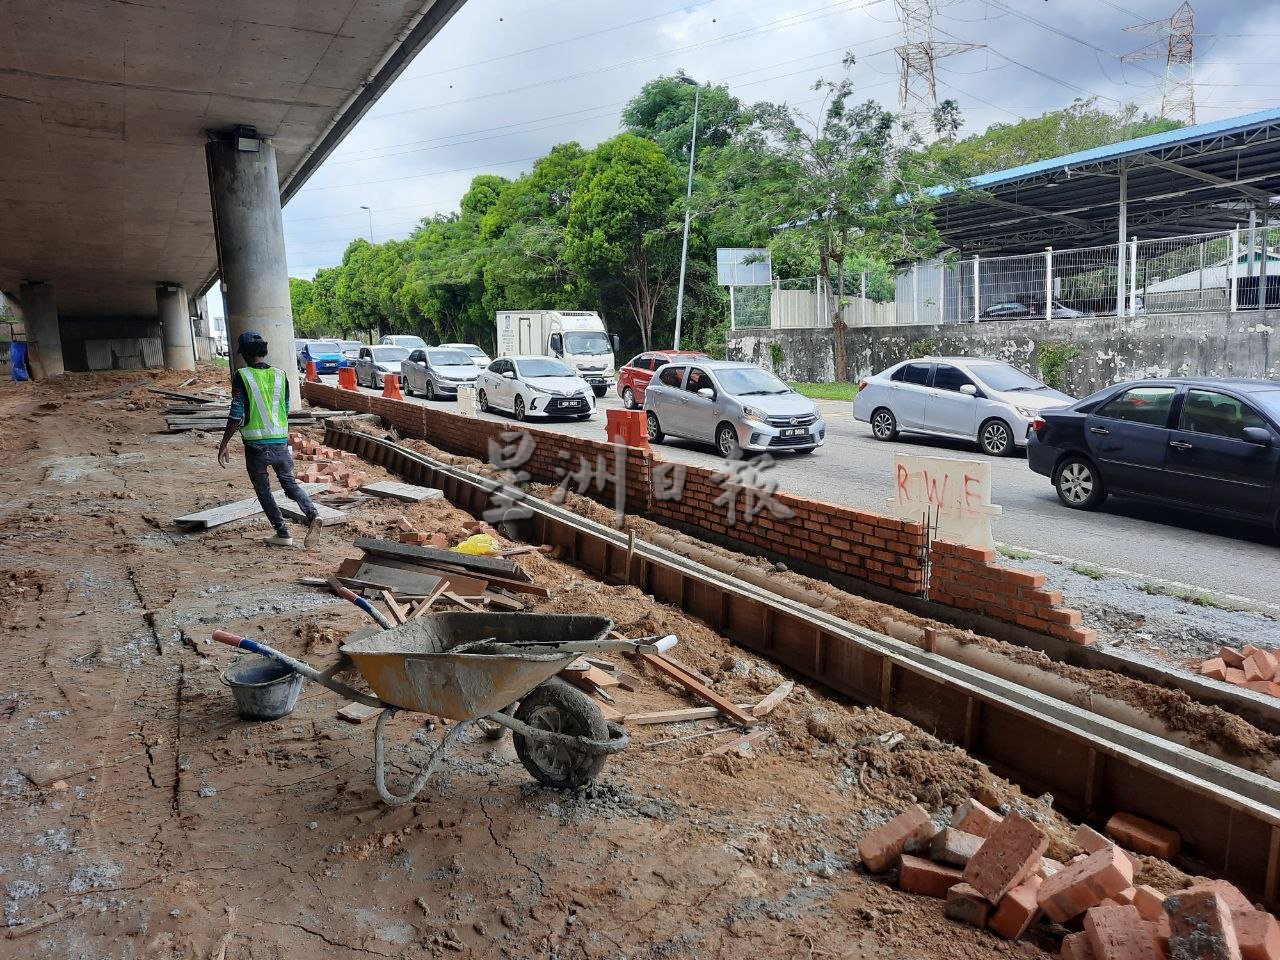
0,0,467,395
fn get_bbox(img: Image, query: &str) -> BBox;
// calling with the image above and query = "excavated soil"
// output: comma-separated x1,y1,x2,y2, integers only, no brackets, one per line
0,369,1211,959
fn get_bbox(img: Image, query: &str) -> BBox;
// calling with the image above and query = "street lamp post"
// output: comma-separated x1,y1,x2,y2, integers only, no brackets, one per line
360,205,374,242
672,76,701,351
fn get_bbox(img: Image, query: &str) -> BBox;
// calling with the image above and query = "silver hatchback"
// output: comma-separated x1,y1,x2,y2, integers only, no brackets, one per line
643,360,825,459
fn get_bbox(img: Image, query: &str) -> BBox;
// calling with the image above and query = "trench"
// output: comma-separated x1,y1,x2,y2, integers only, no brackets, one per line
322,422,1280,908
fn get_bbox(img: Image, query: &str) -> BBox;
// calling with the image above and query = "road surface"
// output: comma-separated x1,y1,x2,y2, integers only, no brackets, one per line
320,376,1278,603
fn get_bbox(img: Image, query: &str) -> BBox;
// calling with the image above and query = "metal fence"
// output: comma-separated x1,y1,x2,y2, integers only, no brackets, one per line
734,276,896,330
893,227,1280,325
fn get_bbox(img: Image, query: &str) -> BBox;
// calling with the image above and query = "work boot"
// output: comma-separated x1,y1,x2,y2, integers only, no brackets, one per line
265,533,294,547
304,515,323,549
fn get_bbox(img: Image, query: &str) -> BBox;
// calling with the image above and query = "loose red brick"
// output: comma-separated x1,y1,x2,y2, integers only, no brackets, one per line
1183,880,1253,918
899,854,964,899
964,810,1050,903
945,882,993,928
1134,886,1167,922
1102,887,1138,908
1039,845,1136,923
1164,889,1240,960
1243,656,1272,683
1064,931,1099,960
1225,667,1249,685
1105,813,1180,860
1219,647,1246,667
1038,857,1067,880
1200,658,1228,681
931,827,985,867
953,798,1003,839
1236,911,1280,960
990,874,1043,941
1085,904,1161,960
858,805,937,873
1077,823,1113,854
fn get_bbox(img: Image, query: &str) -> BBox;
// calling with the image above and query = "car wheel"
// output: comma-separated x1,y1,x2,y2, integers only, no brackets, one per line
716,423,744,460
622,387,637,410
403,378,414,396
478,389,490,413
1054,456,1107,510
870,408,899,441
426,379,437,401
514,395,527,421
646,412,665,444
979,418,1014,457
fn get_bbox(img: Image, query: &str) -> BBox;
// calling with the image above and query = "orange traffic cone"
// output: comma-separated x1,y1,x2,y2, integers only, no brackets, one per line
382,373,404,400
305,360,320,383
606,408,650,450
337,366,357,390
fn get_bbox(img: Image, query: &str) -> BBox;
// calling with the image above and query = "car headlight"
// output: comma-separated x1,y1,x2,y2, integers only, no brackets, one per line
525,383,551,395
741,405,767,424
1014,406,1037,418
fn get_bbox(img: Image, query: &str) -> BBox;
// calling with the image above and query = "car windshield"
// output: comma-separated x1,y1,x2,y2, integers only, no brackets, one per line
371,347,409,362
428,349,473,366
519,358,573,378
1253,390,1280,421
340,341,361,351
715,367,791,396
969,363,1046,393
387,337,425,348
563,331,611,355
310,341,340,353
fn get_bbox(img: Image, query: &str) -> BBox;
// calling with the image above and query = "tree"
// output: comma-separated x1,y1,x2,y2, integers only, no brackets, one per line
622,74,743,164
565,134,683,350
717,56,952,380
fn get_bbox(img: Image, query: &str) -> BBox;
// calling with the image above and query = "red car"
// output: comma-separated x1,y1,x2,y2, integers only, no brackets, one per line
617,350,710,409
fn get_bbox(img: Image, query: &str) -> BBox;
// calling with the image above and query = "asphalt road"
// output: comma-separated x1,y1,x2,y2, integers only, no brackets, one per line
321,375,1279,603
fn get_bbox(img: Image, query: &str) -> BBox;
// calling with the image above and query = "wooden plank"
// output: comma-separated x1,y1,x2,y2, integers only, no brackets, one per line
593,699,624,723
149,386,217,403
440,591,482,612
752,680,795,718
351,562,443,597
621,704,756,726
563,666,621,696
354,536,530,581
657,652,712,686
338,703,382,723
173,484,327,528
352,555,490,595
480,591,525,611
359,481,444,503
379,590,408,625
638,653,756,727
705,729,769,757
462,572,549,598
278,500,346,525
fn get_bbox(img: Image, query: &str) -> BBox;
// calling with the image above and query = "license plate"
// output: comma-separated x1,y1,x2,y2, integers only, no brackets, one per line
780,428,808,437
562,400,584,407
586,378,604,384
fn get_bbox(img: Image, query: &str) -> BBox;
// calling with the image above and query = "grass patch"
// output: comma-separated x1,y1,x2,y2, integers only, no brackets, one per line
1139,582,1245,612
998,546,1037,561
1066,562,1109,580
788,381,859,401
211,356,229,368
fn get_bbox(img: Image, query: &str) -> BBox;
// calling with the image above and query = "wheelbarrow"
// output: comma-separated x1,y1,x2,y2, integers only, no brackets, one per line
210,612,678,806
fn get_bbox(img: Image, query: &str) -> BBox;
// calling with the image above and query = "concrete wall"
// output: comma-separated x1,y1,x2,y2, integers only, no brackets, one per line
728,309,1280,396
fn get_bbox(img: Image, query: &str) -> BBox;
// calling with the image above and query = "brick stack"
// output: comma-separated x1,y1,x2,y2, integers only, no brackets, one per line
290,433,367,489
1200,645,1280,699
859,800,1278,958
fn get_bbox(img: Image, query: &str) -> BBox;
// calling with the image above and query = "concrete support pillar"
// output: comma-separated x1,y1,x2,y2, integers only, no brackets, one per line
157,284,196,370
18,281,63,378
206,132,299,409
190,294,211,362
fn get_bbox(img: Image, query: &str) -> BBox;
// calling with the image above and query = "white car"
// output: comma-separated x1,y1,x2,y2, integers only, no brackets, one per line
475,356,595,421
380,334,428,350
439,342,491,367
852,356,1075,456
354,345,410,389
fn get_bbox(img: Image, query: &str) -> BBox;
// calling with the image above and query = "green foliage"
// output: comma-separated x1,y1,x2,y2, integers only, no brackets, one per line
908,338,938,359
622,74,743,163
768,341,784,369
1037,342,1081,390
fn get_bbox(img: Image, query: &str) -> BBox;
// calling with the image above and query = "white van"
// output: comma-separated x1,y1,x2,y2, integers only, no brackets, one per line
494,310,620,397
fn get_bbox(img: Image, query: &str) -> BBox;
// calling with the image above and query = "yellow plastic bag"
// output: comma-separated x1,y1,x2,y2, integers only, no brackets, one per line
451,533,501,557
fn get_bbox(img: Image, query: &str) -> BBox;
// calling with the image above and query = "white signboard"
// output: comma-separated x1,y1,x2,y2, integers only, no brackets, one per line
716,248,772,287
887,453,1002,549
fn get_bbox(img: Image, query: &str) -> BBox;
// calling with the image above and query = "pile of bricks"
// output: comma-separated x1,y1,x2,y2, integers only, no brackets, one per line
858,801,1278,958
289,434,367,489
1200,645,1280,698
396,517,495,549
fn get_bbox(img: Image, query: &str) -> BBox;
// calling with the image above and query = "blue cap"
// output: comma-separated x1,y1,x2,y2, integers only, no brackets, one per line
237,331,268,355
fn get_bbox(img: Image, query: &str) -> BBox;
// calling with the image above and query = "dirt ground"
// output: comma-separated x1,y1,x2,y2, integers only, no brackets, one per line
0,368,1205,959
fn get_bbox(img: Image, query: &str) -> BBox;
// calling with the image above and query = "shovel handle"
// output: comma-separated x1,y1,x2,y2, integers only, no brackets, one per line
328,579,394,629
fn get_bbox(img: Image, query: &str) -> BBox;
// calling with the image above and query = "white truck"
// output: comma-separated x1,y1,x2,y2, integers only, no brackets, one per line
494,310,620,397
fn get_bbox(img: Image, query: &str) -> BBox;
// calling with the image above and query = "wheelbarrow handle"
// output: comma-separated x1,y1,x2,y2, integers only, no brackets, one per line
208,630,387,709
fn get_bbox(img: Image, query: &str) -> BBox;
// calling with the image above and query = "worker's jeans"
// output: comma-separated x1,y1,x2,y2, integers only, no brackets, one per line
244,443,317,537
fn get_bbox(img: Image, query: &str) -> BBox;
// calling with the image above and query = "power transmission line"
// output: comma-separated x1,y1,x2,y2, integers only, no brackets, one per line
894,0,980,139
1123,1,1196,124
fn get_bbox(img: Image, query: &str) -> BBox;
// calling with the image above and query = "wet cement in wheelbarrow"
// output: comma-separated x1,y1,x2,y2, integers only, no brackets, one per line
0,372,1209,960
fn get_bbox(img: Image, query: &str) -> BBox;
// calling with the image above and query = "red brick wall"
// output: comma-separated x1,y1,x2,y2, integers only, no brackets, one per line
302,381,1090,643
928,541,1096,644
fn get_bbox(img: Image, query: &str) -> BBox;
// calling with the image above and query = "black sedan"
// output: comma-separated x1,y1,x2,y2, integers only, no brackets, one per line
1027,378,1280,534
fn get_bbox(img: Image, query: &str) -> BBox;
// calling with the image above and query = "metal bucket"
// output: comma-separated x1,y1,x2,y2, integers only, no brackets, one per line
220,659,304,721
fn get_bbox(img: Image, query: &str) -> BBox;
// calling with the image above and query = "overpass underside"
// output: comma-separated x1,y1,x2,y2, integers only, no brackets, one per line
0,0,466,392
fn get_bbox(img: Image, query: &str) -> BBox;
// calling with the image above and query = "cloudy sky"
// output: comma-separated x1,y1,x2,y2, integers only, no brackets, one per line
207,0,1280,319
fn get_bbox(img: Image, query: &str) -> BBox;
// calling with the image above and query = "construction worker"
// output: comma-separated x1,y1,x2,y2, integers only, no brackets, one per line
217,331,322,548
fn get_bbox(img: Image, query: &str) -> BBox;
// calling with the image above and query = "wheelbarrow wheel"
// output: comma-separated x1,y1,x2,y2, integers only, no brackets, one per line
478,703,516,741
513,679,608,789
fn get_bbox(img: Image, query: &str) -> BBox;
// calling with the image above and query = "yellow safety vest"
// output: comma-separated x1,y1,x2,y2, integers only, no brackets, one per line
237,366,288,441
